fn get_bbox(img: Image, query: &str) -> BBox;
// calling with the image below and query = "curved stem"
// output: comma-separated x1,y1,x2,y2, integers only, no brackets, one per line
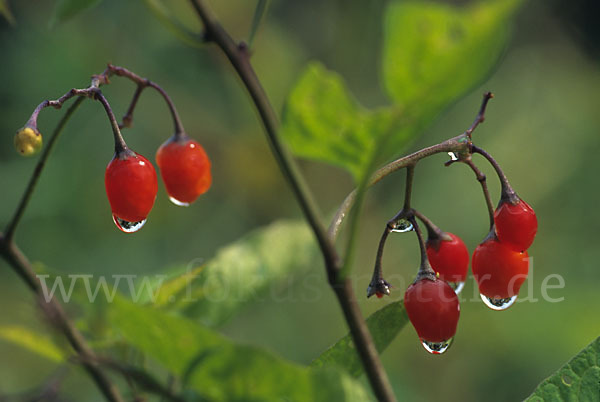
462,158,495,228
93,90,129,154
103,64,186,136
5,98,85,242
328,134,471,241
471,145,517,204
409,216,435,277
188,1,396,400
412,209,449,242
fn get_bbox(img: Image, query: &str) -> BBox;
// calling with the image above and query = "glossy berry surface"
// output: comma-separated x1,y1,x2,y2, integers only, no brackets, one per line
156,137,211,206
105,152,158,224
404,277,460,343
494,199,537,251
472,239,529,299
426,233,469,283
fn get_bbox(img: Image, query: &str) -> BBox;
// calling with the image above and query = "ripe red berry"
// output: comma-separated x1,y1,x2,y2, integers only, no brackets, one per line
105,151,158,232
494,199,537,251
404,277,460,353
426,233,469,285
472,238,529,303
156,136,211,206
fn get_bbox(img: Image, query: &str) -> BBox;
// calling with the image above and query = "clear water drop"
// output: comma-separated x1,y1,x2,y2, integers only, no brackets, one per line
449,281,465,295
391,219,414,233
448,152,459,161
480,294,517,311
169,196,190,207
112,215,147,233
421,338,453,354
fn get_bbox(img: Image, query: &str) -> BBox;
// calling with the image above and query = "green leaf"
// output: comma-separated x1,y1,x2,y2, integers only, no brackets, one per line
153,220,319,327
0,0,15,25
0,325,65,362
312,300,408,377
281,0,522,182
281,62,373,180
108,296,372,401
525,336,600,402
383,0,521,112
49,0,103,26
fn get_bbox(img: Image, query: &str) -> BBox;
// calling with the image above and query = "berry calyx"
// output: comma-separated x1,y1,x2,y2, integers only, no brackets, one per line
155,135,211,206
471,237,529,300
14,127,42,156
494,198,537,252
426,232,469,285
105,150,158,232
404,276,460,346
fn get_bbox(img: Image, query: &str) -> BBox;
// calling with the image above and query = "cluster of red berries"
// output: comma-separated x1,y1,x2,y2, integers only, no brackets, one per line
402,196,537,353
105,134,211,232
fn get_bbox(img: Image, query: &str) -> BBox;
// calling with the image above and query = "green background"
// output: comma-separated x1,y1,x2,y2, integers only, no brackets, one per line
0,0,599,401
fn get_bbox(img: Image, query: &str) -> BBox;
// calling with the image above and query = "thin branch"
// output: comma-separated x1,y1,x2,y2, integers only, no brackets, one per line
0,235,124,402
408,216,435,277
328,134,471,241
100,64,186,136
366,224,393,298
465,91,493,138
462,158,495,228
471,145,518,203
188,0,396,400
4,98,84,243
402,165,415,211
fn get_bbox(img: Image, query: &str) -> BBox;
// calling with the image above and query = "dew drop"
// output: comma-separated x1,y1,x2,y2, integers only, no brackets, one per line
421,338,453,354
480,294,517,310
449,281,465,295
391,219,413,233
448,152,459,161
112,215,147,233
169,196,190,207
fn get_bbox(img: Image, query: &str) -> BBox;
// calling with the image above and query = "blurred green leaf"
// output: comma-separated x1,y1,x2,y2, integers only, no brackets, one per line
281,62,372,180
525,336,600,402
108,296,371,401
49,0,102,27
383,0,521,112
311,300,408,377
281,0,521,182
248,0,269,47
0,325,64,362
142,0,204,48
152,220,319,327
0,0,15,24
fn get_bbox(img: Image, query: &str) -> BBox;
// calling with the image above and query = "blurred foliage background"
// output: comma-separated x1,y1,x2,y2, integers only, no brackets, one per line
0,0,599,401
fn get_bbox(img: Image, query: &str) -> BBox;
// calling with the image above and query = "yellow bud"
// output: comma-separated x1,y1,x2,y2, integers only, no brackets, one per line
14,127,43,156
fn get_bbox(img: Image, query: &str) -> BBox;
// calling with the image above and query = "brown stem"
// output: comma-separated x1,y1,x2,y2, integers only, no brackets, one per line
92,89,129,155
462,158,495,228
5,98,84,243
465,91,494,138
402,165,415,211
102,64,186,135
188,0,396,400
0,235,124,402
471,145,518,204
408,216,435,278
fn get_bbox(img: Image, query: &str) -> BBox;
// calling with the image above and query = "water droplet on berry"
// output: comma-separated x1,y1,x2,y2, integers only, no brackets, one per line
112,215,147,233
448,152,459,161
421,338,453,354
448,281,465,295
168,196,190,207
480,294,517,310
391,219,413,233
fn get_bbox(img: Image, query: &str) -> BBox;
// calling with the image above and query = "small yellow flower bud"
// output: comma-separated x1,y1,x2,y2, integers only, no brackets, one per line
14,127,43,156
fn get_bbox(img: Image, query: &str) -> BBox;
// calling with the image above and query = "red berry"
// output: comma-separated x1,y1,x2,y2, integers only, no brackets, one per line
494,199,537,251
404,277,460,344
426,233,469,284
156,136,211,206
471,239,529,299
105,151,158,228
